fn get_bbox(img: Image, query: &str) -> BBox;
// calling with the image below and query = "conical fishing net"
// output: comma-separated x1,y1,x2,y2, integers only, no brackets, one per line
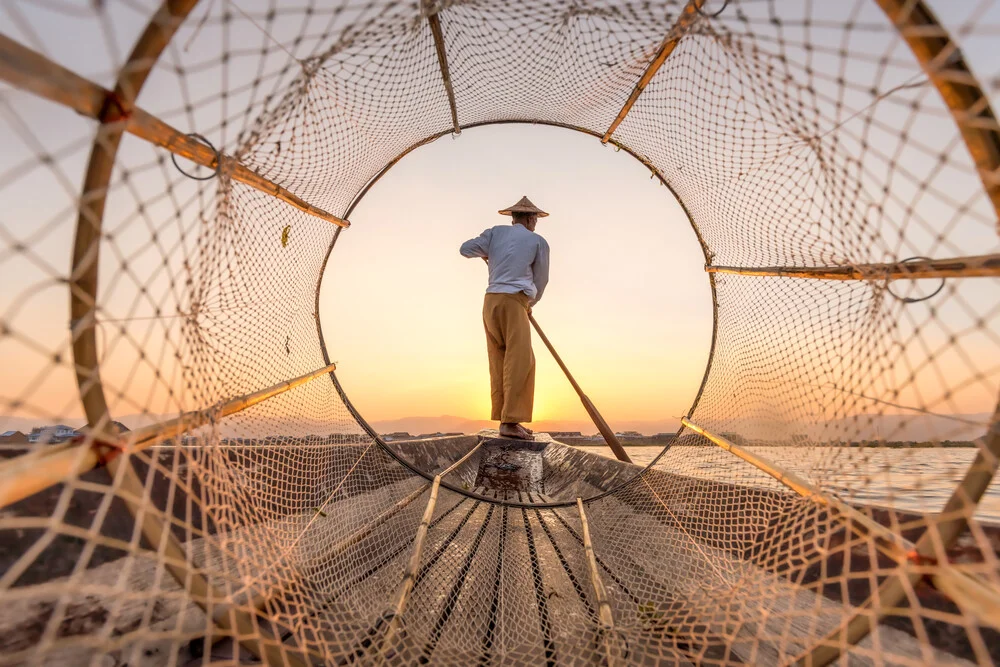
1,0,999,665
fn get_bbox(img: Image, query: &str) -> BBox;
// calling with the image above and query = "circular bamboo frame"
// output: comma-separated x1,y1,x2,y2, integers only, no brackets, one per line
311,119,719,508
68,0,1000,663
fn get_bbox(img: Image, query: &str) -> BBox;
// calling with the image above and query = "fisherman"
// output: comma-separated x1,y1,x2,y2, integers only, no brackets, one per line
460,196,550,441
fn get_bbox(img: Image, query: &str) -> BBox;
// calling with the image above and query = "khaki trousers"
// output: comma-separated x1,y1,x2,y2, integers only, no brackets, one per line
482,292,535,423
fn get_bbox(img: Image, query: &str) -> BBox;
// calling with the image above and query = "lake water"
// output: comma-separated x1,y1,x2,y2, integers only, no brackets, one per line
574,445,1000,523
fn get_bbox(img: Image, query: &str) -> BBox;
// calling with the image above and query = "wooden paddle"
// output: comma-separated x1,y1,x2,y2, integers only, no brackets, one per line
526,313,632,463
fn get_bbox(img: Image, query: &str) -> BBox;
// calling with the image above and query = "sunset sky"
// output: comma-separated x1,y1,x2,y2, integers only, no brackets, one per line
319,124,713,429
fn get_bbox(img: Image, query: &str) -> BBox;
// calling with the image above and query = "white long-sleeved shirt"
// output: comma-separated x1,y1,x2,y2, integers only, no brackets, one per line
460,224,550,305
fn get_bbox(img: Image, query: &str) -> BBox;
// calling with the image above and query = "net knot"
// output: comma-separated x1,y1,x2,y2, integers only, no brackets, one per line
99,91,132,124
71,431,127,467
905,549,938,568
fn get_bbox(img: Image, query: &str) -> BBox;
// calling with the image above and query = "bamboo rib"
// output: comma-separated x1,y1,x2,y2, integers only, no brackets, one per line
0,35,349,229
874,0,1000,223
577,498,624,667
601,0,703,143
380,475,443,661
705,253,1000,281
374,442,482,653
423,0,460,135
0,362,337,510
679,418,1000,660
321,440,482,566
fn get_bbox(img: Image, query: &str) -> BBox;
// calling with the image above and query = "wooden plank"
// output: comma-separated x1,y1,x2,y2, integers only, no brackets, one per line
706,253,1000,281
0,34,349,229
400,502,497,663
601,0,703,143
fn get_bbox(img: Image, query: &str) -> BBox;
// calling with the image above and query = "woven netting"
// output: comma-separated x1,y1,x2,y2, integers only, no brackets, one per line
1,0,999,665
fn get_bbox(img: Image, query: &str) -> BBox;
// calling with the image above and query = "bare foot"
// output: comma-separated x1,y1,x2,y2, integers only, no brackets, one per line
499,423,533,440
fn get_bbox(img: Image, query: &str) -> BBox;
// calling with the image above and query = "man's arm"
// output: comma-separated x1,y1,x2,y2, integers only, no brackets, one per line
530,238,550,305
460,228,492,258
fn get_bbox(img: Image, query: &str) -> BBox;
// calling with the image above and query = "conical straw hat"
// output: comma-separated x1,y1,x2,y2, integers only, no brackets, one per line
498,195,549,217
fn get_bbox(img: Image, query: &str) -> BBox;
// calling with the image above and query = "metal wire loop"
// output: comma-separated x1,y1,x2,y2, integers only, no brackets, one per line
696,0,730,18
886,256,947,304
170,133,221,180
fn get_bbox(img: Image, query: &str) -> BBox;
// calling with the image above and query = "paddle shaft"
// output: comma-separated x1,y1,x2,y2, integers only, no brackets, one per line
526,313,632,463
479,257,631,463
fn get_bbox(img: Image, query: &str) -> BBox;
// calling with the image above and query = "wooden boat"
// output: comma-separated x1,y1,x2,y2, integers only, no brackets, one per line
3,432,996,665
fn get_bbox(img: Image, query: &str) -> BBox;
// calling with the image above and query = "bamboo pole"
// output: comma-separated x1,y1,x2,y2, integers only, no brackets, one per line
601,0,703,143
529,313,633,463
679,418,1000,661
874,0,1000,224
0,35,350,230
577,498,624,666
422,0,460,135
0,362,337,510
705,253,1000,281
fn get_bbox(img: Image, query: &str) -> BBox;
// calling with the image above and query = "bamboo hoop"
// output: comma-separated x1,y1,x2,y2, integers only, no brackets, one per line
27,2,321,664
787,0,1000,659
705,253,1000,281
874,0,1000,224
577,498,625,666
602,0,704,143
422,0,460,135
0,36,349,230
0,362,337,510
679,418,1000,660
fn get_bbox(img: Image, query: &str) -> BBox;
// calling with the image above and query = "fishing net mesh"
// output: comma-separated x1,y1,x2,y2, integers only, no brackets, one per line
1,0,999,664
